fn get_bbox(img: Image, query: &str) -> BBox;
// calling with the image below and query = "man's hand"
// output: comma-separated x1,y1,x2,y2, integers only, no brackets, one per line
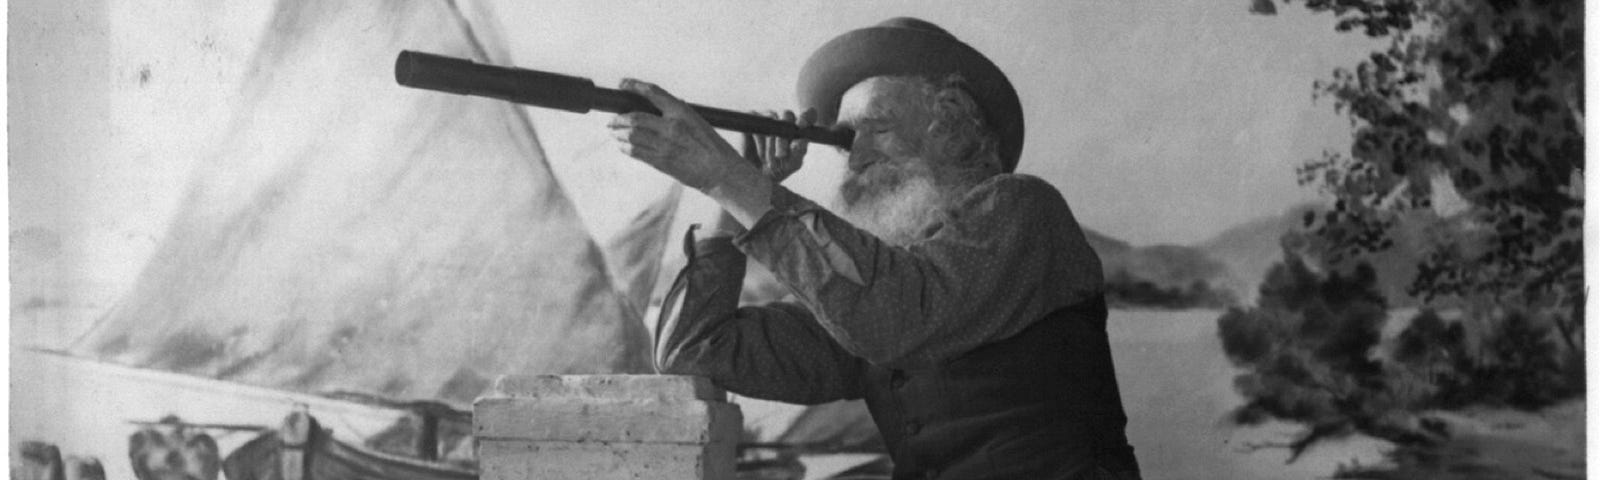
607,79,754,191
608,79,772,226
742,109,815,184
710,110,813,236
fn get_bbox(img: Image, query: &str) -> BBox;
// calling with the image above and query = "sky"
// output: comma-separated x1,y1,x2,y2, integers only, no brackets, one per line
9,0,1383,318
489,0,1384,245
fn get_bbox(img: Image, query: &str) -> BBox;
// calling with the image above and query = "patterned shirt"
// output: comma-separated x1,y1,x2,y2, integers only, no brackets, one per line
654,173,1104,404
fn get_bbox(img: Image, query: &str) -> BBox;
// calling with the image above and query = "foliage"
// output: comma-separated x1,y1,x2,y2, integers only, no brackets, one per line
1275,0,1584,340
1216,251,1399,459
1226,0,1584,470
1392,306,1582,409
1216,246,1582,460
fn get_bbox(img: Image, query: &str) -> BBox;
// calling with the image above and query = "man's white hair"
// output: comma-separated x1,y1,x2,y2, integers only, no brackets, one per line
875,74,1002,177
833,74,1003,246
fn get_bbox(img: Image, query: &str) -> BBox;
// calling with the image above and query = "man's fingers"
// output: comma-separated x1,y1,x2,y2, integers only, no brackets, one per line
742,111,767,165
621,78,691,117
773,131,790,159
741,133,761,165
610,124,665,146
614,134,677,164
615,139,658,161
610,122,682,166
607,112,668,133
787,109,811,160
775,111,794,159
727,107,812,181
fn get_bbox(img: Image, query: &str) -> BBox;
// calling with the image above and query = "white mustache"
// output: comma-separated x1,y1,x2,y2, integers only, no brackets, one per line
834,168,950,247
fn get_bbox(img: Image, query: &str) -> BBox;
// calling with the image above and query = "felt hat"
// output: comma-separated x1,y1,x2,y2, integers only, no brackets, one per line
797,17,1024,171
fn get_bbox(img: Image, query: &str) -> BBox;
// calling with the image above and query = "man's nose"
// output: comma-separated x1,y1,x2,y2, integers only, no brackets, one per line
847,151,878,173
847,134,880,172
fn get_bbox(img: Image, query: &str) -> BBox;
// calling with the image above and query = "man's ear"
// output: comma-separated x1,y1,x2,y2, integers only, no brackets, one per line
926,88,968,136
926,87,995,169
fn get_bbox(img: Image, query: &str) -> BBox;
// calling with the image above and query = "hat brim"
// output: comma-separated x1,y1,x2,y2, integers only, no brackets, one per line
797,26,1024,171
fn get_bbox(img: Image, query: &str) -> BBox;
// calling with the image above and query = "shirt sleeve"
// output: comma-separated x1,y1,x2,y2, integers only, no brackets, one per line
654,228,867,405
732,174,1103,370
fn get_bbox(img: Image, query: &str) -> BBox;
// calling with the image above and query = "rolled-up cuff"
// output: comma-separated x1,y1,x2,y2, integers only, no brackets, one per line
692,235,741,259
654,224,749,372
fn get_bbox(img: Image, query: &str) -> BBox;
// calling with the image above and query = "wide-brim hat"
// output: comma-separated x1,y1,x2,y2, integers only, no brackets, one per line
797,17,1024,172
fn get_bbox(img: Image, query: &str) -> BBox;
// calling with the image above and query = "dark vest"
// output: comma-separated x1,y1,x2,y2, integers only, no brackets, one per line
858,295,1138,480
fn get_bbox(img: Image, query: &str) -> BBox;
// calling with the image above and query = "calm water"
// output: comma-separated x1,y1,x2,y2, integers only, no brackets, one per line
1109,309,1387,480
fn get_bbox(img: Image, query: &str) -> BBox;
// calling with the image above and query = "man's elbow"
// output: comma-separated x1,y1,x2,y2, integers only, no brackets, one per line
654,348,712,376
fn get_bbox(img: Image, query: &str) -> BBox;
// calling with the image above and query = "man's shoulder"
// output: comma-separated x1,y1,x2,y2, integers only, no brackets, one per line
966,173,1069,210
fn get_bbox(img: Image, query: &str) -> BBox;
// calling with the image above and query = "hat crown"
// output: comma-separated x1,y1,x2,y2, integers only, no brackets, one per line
875,17,954,38
798,17,1024,171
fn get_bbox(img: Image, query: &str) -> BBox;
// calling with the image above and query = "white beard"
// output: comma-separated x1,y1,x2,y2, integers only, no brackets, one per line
832,162,955,247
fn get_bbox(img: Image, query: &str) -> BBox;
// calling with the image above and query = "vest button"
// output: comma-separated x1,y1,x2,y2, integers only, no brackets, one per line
904,421,922,436
889,370,908,389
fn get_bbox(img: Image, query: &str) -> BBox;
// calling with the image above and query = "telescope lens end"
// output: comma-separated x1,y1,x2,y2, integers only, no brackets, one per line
394,50,418,86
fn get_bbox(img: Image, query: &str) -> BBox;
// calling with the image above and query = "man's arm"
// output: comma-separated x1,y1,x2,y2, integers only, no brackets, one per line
655,228,867,405
734,175,1104,370
607,80,777,227
605,80,1101,369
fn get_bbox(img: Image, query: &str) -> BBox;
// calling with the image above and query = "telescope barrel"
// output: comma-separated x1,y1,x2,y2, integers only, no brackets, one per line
394,50,854,149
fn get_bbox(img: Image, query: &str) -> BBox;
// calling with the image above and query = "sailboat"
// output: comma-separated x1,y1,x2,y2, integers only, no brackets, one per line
13,2,886,479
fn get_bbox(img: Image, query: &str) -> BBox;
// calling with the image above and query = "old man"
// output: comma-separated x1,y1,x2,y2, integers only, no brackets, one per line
609,17,1141,480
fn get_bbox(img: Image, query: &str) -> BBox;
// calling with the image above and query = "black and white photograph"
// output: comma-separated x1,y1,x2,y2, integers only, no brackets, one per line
9,1,1587,479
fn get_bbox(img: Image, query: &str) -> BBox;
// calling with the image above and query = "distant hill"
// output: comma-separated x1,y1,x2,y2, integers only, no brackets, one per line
1085,227,1235,309
1082,228,1133,257
1191,204,1320,304
1087,201,1425,309
1189,203,1423,307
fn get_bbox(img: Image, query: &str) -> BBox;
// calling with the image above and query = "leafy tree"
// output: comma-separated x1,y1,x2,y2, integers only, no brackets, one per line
1259,0,1584,347
1217,247,1582,462
1387,309,1474,405
1228,2,1584,469
1389,305,1580,410
1217,250,1400,459
1471,307,1580,407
